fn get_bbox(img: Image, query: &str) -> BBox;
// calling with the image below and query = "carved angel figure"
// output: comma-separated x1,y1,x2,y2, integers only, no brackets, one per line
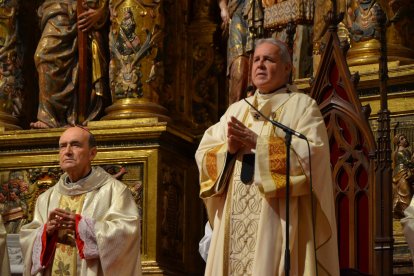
392,133,414,219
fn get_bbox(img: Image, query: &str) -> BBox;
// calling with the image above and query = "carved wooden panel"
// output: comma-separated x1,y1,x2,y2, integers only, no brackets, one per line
310,27,377,274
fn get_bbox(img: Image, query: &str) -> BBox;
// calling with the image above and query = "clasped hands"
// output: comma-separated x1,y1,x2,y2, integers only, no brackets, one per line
227,116,257,154
46,208,76,236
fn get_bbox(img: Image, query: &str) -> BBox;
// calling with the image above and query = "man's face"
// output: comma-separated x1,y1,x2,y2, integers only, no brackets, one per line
251,42,291,93
58,127,96,176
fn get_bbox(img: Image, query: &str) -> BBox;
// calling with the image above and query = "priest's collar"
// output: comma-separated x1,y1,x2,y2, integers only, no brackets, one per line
247,85,294,120
257,85,289,98
65,169,92,186
57,167,110,196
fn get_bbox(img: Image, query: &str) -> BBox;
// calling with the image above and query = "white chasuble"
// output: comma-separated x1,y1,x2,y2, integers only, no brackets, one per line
20,167,142,276
196,88,340,276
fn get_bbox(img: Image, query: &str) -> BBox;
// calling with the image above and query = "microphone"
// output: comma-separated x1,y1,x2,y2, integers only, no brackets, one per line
243,97,307,140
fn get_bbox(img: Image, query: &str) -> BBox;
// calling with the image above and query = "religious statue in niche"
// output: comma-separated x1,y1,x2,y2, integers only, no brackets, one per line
108,0,163,103
392,133,414,219
346,0,382,42
0,0,22,119
31,0,109,128
218,0,263,105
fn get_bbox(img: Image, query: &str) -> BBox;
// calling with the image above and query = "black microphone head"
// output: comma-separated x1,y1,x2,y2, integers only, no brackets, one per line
246,85,254,93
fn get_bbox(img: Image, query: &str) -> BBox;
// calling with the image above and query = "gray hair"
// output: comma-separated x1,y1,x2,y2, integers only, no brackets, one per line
255,38,292,64
88,132,97,148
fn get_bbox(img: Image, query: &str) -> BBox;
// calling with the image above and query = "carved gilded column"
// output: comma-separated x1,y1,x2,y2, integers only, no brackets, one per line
103,0,169,121
187,0,223,130
0,0,22,130
345,0,414,66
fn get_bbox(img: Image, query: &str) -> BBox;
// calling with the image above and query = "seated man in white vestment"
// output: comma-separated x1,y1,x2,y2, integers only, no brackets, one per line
20,126,142,275
196,38,340,275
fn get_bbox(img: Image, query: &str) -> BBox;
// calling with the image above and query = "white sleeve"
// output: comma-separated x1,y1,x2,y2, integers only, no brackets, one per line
78,217,99,259
198,221,212,262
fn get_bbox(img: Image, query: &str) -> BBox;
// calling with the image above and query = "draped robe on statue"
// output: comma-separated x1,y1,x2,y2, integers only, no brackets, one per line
35,0,107,127
196,88,339,275
20,167,142,276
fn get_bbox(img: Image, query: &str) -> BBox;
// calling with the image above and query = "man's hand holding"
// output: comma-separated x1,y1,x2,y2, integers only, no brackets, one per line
46,208,76,236
227,116,257,154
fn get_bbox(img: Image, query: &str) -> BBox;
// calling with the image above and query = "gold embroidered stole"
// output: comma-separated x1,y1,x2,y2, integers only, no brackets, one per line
223,93,291,275
51,194,85,276
224,106,266,276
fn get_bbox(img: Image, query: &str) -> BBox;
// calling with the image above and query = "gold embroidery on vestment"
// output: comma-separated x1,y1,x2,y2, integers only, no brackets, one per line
223,106,262,276
51,194,85,276
206,145,221,181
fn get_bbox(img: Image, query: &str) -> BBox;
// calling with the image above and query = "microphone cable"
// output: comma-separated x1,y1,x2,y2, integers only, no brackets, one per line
306,139,319,276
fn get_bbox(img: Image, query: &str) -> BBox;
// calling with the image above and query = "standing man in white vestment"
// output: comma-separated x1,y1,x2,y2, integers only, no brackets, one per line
20,126,142,275
196,38,340,275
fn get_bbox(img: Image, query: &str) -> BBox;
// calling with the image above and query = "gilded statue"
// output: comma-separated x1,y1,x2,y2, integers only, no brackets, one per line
392,133,414,219
0,0,22,119
346,0,381,42
109,7,141,98
218,0,263,105
31,0,109,129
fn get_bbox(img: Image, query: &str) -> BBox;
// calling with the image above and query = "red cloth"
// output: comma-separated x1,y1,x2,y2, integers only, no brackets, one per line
40,214,85,267
40,225,57,268
75,214,85,259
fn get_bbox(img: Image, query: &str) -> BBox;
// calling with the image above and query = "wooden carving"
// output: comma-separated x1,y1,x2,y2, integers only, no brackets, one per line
0,0,22,130
310,13,377,274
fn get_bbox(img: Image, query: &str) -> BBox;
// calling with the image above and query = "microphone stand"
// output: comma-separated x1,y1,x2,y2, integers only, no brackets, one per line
284,131,291,276
243,98,306,276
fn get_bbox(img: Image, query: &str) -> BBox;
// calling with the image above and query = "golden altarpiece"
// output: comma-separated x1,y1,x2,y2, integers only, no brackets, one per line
1,0,414,275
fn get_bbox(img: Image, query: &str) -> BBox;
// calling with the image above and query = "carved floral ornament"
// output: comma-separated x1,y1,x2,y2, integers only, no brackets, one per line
109,0,162,101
